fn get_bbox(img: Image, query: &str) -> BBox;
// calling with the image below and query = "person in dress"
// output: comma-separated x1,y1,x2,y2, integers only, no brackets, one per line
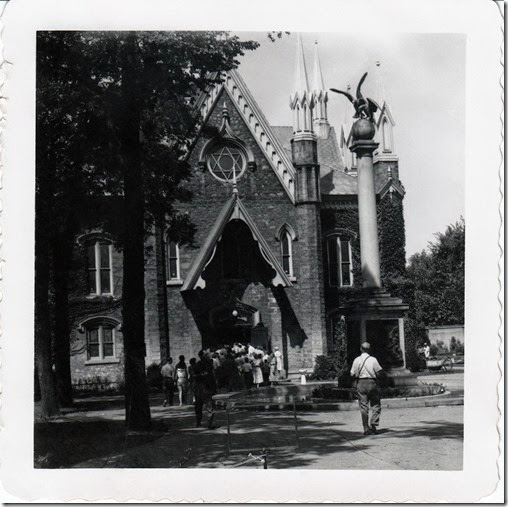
252,353,263,388
274,347,283,380
269,353,278,385
174,355,189,407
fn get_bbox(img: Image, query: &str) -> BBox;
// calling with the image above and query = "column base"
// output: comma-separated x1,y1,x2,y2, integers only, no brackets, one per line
339,288,410,371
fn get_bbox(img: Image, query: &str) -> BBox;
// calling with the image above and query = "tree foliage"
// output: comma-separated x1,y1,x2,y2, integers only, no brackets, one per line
406,217,465,326
36,31,259,422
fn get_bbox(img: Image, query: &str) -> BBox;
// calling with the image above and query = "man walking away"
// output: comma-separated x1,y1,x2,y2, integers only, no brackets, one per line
161,357,175,407
350,342,383,436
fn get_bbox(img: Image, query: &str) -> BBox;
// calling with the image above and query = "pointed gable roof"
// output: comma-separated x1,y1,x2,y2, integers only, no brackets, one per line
181,193,293,292
194,70,296,203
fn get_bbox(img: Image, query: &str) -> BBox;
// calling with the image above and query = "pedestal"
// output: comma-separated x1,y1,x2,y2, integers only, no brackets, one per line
340,289,417,387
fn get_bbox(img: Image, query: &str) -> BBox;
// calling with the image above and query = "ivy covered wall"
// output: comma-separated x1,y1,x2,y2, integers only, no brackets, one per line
378,191,407,281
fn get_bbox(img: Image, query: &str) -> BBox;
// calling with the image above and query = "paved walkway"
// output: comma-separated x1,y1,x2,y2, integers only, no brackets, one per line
34,371,464,470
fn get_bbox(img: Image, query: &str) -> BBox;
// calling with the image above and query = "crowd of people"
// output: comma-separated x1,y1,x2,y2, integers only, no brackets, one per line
160,343,284,428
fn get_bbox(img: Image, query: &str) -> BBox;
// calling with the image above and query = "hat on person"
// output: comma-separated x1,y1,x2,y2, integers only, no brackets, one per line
274,346,279,351
361,342,371,352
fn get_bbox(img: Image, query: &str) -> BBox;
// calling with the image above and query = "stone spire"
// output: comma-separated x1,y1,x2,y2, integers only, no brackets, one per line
290,34,315,142
374,60,397,160
312,41,330,139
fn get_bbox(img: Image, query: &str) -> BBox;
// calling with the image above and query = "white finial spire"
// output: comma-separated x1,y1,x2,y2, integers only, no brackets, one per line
373,60,398,161
293,34,310,98
311,40,330,139
374,60,387,108
312,40,325,92
290,34,315,141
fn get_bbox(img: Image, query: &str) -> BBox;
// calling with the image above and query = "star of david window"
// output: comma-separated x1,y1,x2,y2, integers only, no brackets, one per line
207,144,246,182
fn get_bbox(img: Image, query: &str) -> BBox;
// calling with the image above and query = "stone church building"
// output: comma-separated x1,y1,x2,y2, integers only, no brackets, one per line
68,39,406,389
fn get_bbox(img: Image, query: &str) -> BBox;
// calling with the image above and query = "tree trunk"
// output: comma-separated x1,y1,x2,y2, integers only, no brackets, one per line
35,198,60,417
120,33,151,431
52,224,74,407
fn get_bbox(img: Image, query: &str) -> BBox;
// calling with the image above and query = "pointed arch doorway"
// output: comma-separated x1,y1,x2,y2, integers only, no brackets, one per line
209,300,268,349
199,219,273,349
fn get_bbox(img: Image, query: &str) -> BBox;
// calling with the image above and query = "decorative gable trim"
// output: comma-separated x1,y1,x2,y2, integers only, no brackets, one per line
181,194,293,291
195,70,296,203
378,178,405,200
374,102,398,162
376,101,396,128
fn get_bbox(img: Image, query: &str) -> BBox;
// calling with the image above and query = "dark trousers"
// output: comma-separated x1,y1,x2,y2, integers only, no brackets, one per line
357,378,381,430
163,378,174,405
194,385,214,427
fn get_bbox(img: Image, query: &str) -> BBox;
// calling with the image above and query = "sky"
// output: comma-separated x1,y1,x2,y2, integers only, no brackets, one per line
233,32,465,258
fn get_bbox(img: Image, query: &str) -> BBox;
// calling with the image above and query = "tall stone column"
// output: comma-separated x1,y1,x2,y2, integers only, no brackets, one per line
351,138,382,288
331,76,414,386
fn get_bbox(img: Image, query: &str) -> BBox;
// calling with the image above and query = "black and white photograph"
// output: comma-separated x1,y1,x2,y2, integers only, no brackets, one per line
1,0,503,503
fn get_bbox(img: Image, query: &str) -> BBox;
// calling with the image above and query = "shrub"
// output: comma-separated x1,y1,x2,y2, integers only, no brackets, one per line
312,355,338,380
404,319,427,372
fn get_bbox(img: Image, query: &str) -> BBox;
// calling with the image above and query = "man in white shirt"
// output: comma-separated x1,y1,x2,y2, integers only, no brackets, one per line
350,342,383,435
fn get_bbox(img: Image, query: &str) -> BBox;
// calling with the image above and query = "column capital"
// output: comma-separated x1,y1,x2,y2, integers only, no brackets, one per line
350,140,379,159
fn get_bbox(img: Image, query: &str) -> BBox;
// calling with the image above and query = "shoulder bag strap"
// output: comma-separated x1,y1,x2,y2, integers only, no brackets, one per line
357,355,370,378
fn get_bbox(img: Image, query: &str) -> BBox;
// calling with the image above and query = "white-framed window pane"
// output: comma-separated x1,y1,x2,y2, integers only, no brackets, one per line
87,245,97,293
100,243,110,268
341,263,351,286
281,233,291,275
340,238,352,286
87,245,96,268
168,241,179,279
88,270,97,293
100,269,111,293
86,241,113,295
327,237,339,287
87,328,100,359
102,327,114,357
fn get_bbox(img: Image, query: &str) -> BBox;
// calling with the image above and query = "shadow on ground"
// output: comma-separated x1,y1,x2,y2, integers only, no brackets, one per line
34,419,167,468
34,404,463,469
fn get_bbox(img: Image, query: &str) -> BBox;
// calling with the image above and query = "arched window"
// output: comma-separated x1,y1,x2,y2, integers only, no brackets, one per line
276,224,296,280
166,240,181,282
281,230,293,277
86,323,116,360
86,240,113,295
78,316,121,363
326,235,353,287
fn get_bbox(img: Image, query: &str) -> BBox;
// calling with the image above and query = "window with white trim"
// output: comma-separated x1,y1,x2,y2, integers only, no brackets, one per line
326,235,353,287
87,241,113,295
276,224,296,280
86,323,116,361
281,230,293,277
167,240,181,282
